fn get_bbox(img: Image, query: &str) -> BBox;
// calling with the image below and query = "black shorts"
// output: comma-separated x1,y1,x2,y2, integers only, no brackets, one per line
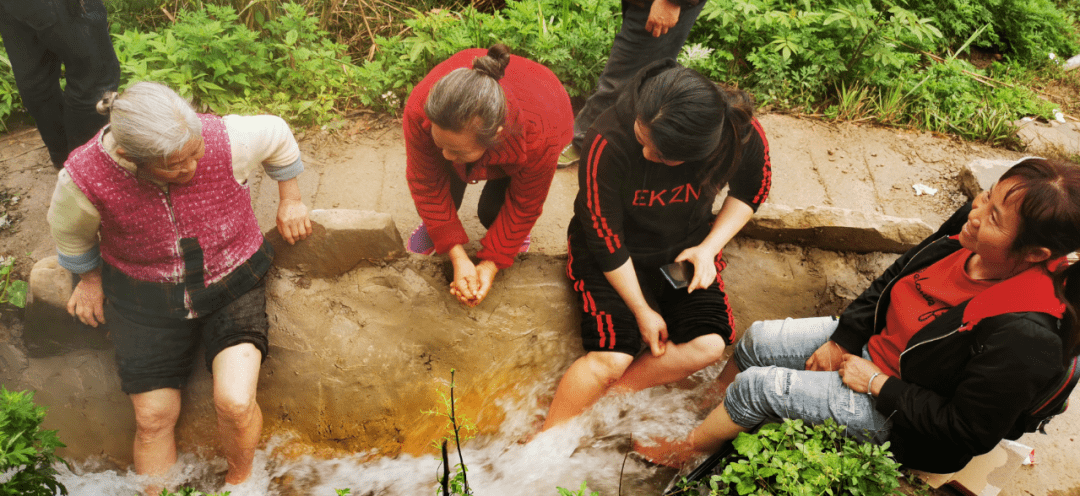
108,279,269,395
567,250,736,356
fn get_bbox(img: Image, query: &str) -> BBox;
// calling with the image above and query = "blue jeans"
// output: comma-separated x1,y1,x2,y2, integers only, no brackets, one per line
572,0,708,148
724,317,892,444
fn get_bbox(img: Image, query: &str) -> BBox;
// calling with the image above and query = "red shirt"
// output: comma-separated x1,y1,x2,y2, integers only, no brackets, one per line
869,248,995,376
404,49,573,268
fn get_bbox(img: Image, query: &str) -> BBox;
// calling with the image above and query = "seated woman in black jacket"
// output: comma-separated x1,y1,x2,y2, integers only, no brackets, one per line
636,157,1080,473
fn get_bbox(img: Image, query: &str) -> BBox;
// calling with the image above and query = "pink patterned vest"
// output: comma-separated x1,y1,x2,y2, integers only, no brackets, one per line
66,114,264,286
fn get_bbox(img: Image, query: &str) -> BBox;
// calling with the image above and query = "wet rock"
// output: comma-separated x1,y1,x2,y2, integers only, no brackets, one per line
1012,119,1080,156
266,209,405,278
24,257,110,358
958,158,1017,197
741,204,933,253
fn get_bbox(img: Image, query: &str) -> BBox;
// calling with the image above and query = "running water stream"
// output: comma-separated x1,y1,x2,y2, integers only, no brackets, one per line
53,362,728,496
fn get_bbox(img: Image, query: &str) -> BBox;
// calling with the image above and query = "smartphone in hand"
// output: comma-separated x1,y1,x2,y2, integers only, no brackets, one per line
660,261,693,289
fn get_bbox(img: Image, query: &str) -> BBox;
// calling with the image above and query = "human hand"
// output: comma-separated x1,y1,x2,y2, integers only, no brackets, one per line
276,198,312,245
471,260,499,306
636,307,669,357
646,0,681,37
449,246,480,305
674,246,718,293
838,354,884,394
805,340,847,371
67,269,105,327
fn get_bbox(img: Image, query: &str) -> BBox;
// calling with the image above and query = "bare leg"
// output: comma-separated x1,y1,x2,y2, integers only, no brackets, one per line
542,351,634,431
609,334,727,393
635,402,749,468
212,343,263,485
130,388,182,494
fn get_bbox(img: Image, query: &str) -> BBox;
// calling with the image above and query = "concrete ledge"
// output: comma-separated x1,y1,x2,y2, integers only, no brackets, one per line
742,204,934,254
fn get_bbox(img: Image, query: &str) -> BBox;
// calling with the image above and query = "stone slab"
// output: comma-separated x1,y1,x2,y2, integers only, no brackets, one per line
266,209,405,278
741,203,934,253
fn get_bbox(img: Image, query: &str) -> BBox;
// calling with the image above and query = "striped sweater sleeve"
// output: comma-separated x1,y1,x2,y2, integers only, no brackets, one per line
576,132,631,272
403,107,470,254
476,135,559,269
726,117,772,211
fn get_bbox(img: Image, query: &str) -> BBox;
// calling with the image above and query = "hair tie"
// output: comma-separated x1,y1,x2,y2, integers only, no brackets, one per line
96,91,119,115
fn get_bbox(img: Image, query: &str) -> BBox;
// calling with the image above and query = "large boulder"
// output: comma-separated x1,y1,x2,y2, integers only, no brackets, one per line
741,204,934,253
23,257,109,358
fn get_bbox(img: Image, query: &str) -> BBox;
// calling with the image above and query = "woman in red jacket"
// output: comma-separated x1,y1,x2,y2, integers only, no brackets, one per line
404,44,573,307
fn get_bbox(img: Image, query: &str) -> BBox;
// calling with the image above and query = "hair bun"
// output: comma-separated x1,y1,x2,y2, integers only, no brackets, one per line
96,91,119,115
472,43,511,81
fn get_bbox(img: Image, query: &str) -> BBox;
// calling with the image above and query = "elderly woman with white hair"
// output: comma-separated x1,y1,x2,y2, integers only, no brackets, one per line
47,81,311,490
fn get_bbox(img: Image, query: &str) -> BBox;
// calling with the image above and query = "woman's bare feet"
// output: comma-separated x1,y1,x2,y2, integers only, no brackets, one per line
632,436,703,468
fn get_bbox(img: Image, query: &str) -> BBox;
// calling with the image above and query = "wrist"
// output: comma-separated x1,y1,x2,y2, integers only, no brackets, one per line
867,372,883,397
448,245,471,264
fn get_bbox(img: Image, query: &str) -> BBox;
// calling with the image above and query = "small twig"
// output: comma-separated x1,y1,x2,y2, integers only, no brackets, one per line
618,434,632,495
160,5,176,23
0,144,46,164
449,370,469,494
441,440,450,496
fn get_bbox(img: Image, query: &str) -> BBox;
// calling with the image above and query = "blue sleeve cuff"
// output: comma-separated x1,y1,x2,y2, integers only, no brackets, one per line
58,247,102,274
265,157,304,182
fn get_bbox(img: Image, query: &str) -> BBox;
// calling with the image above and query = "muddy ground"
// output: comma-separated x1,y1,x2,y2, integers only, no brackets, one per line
2,112,1079,495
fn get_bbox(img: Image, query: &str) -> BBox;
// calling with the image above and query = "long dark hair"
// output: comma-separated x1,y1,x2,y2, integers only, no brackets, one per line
424,44,512,148
1000,157,1080,362
634,64,755,192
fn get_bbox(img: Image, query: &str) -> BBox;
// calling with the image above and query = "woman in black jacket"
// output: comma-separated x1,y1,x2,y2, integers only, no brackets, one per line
636,157,1080,473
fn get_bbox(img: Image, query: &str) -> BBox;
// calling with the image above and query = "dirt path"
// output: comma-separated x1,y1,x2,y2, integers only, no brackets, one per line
1,113,1076,495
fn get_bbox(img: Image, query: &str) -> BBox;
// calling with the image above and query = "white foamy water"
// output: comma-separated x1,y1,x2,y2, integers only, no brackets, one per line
54,362,727,496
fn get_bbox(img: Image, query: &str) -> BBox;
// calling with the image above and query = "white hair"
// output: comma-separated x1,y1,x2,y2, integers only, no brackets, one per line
98,82,201,166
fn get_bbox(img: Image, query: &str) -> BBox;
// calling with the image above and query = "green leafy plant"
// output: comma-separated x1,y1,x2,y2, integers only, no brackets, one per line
678,418,903,496
0,388,68,496
353,0,619,114
0,40,22,131
0,256,28,309
111,3,361,125
556,481,600,496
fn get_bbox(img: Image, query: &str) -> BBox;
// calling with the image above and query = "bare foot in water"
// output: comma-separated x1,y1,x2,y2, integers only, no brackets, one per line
633,437,702,468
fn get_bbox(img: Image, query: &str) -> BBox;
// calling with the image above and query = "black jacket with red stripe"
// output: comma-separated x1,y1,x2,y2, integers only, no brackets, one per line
831,204,1069,473
568,60,771,272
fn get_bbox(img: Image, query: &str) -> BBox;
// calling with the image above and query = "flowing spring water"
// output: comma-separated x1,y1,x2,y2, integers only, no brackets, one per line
54,362,728,496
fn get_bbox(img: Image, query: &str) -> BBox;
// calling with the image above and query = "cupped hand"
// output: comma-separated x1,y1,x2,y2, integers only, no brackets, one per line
68,272,105,327
276,198,312,245
450,255,480,305
645,0,681,37
471,260,499,306
838,354,883,394
636,307,669,357
675,245,718,293
805,340,848,371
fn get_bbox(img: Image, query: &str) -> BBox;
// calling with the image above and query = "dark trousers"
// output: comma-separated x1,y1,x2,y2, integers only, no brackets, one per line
449,174,511,229
572,0,707,148
0,0,120,166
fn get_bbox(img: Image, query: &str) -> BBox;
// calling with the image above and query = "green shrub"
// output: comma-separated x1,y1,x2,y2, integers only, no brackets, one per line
355,0,619,114
112,3,362,125
0,40,21,132
0,388,68,496
681,419,903,496
897,0,1080,62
